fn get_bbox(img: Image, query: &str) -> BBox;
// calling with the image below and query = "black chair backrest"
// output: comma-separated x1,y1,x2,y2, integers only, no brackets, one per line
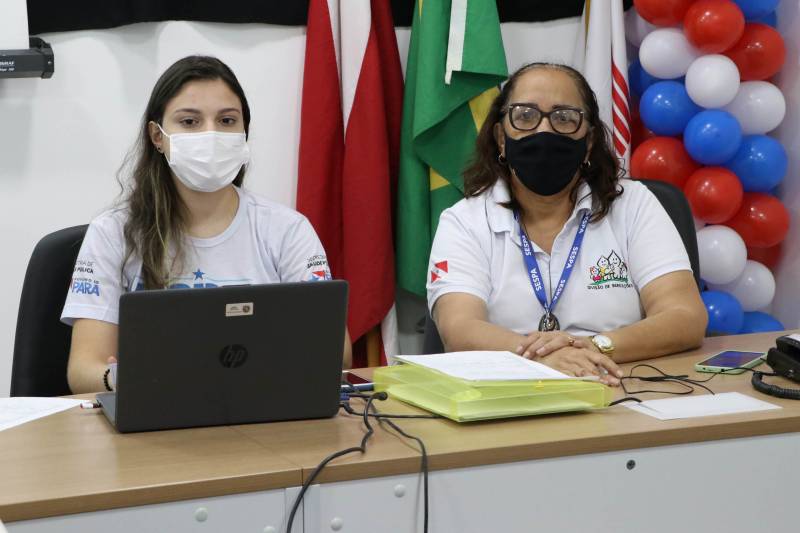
11,225,88,396
421,179,700,354
635,178,701,289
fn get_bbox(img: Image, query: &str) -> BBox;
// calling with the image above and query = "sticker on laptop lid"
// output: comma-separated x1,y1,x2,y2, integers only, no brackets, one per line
225,302,254,317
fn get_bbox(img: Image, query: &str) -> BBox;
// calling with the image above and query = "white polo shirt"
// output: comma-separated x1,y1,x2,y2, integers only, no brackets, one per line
61,186,331,326
427,179,691,336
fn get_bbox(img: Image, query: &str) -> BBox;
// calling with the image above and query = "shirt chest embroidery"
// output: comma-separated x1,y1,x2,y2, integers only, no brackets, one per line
587,250,633,290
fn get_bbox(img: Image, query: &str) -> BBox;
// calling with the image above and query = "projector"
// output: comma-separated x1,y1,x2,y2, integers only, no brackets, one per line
0,37,54,79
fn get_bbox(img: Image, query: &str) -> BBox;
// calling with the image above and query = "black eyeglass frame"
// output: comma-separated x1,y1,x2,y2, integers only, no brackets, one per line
501,103,586,134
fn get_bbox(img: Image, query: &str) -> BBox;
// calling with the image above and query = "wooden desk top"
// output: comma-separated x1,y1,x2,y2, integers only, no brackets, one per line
237,331,800,484
2,331,798,522
0,404,300,522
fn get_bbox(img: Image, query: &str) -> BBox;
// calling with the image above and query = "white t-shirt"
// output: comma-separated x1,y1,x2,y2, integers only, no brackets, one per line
427,179,691,337
61,186,331,326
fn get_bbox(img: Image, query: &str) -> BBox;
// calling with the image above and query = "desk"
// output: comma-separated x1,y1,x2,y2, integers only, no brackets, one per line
2,331,799,532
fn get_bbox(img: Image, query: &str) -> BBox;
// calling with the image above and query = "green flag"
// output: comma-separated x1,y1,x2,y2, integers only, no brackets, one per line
396,0,508,296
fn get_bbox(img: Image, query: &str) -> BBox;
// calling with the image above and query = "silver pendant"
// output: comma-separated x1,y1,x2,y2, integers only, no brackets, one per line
538,313,560,332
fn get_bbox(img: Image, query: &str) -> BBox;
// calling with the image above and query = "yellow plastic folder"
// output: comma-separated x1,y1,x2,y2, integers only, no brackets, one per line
374,354,613,422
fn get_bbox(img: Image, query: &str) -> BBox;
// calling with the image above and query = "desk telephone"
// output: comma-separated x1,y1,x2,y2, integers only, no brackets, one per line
752,334,800,399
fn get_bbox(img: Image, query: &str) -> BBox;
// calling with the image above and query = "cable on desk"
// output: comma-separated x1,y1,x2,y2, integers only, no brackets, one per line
609,397,642,406
620,364,698,397
613,364,776,404
284,392,386,533
340,398,443,419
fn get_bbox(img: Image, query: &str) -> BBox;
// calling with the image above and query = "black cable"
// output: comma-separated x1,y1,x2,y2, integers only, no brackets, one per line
620,364,697,397
369,401,430,533
340,400,443,419
609,397,641,406
614,363,777,405
285,392,386,533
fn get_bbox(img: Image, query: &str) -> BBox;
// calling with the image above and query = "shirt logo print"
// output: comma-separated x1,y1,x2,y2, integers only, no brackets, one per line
430,260,448,283
588,251,633,290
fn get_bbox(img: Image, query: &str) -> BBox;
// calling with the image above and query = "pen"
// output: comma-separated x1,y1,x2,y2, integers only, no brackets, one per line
80,401,101,409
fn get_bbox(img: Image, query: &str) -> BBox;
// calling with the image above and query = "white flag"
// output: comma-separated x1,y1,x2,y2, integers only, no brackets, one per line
573,0,631,175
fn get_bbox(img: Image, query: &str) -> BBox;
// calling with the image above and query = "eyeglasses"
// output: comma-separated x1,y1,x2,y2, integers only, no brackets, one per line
503,104,585,134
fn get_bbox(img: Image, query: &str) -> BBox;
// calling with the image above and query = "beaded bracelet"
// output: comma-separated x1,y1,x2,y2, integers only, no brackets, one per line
103,368,113,391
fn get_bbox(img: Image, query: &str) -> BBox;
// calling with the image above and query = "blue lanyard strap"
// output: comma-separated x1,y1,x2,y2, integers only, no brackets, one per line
516,210,590,315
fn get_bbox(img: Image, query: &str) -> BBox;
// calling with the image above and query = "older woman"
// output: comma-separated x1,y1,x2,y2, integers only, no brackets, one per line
427,63,707,385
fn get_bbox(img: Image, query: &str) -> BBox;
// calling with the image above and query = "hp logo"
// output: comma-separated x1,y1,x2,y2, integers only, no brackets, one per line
219,344,248,368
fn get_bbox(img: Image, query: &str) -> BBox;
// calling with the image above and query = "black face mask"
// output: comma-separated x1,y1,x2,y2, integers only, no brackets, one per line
504,131,588,196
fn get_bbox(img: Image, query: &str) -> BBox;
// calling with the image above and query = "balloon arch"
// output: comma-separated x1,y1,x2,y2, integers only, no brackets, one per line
628,0,789,335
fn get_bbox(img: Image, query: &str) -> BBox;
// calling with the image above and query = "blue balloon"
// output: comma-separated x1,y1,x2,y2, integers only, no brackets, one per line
702,291,745,334
684,110,743,165
629,58,660,98
725,135,788,192
740,311,785,333
640,81,701,137
753,10,778,27
769,186,781,196
733,0,780,20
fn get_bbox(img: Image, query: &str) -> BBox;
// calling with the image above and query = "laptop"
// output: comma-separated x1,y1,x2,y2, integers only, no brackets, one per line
96,280,348,433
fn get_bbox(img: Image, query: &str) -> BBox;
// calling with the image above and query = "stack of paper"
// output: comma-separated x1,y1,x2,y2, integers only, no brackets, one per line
395,351,596,382
624,392,781,420
0,397,84,432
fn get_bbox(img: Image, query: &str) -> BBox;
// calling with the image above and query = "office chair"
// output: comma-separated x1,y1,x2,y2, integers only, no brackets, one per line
421,179,701,354
11,225,88,396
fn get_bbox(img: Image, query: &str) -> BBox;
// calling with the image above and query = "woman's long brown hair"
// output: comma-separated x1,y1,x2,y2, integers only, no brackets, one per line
117,56,251,289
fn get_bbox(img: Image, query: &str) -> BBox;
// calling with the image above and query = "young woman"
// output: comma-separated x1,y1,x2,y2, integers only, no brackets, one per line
428,63,707,385
62,56,351,393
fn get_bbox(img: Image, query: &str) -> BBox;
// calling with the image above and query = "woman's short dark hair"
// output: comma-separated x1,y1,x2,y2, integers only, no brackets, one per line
463,62,622,220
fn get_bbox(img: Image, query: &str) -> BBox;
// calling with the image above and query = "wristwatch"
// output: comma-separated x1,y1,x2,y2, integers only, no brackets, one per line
591,334,615,356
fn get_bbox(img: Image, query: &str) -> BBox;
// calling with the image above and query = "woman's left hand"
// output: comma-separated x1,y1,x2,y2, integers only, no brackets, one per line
516,331,596,359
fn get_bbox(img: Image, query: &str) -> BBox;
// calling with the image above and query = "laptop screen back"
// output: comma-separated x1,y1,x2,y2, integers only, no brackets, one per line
111,281,348,432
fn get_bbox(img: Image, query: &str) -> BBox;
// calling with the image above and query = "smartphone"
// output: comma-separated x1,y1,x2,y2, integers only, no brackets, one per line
694,350,765,374
341,371,374,393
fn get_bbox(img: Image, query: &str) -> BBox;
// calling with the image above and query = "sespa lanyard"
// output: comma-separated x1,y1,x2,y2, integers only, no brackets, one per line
516,210,590,331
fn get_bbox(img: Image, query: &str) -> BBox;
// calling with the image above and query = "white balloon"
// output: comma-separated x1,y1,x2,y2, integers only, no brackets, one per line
685,55,740,109
639,28,701,79
708,260,776,311
722,81,787,135
625,9,657,48
696,225,747,285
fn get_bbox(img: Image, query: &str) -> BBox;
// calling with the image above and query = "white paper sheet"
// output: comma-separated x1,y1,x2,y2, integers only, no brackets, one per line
0,397,84,432
395,351,591,382
624,392,781,420
0,0,30,49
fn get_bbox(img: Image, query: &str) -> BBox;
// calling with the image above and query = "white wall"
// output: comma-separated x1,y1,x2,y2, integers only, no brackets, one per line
0,14,580,396
772,1,800,329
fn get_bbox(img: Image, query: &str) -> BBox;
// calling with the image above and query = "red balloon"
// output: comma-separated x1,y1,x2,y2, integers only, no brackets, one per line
634,0,695,26
683,0,745,54
631,137,699,189
725,23,786,81
747,243,783,270
724,193,790,248
684,167,743,223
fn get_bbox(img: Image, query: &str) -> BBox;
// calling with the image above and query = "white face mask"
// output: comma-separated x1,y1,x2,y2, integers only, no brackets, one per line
158,124,250,192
